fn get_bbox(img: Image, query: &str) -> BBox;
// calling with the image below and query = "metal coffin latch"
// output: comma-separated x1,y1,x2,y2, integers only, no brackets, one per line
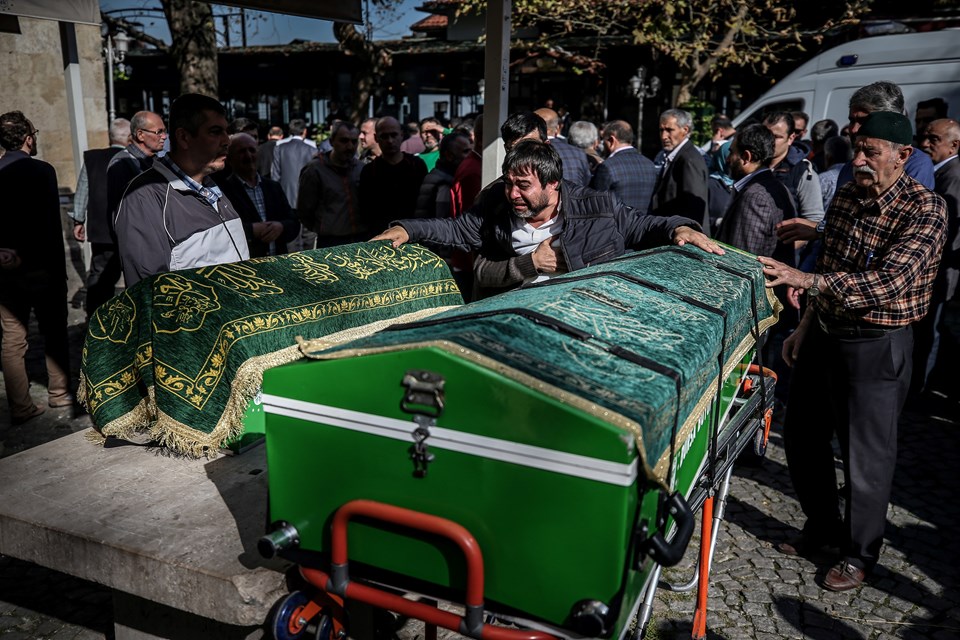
400,370,445,478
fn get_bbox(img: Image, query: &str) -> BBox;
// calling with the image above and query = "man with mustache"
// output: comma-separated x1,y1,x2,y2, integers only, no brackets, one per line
115,93,249,287
373,140,721,298
757,112,947,592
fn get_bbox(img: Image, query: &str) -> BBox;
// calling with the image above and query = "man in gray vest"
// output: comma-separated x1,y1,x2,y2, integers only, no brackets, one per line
69,118,129,316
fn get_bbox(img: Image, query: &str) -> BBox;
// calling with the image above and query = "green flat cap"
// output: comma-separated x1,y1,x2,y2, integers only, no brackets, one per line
858,111,914,145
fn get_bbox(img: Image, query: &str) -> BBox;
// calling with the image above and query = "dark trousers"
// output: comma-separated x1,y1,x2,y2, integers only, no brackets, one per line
784,321,912,571
86,243,122,316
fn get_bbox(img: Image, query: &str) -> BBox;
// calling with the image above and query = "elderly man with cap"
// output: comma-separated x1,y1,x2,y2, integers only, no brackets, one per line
757,112,947,592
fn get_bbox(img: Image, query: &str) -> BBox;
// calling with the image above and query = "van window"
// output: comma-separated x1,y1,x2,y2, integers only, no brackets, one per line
737,99,805,125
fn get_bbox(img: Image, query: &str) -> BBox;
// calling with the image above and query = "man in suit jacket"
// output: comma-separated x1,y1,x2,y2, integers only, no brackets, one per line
717,124,797,264
256,126,283,179
0,110,72,423
272,118,317,250
69,118,128,316
535,107,591,186
651,108,710,232
717,123,799,405
591,120,656,214
219,133,300,257
913,118,960,393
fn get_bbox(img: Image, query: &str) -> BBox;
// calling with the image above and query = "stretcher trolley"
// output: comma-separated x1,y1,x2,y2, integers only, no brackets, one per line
258,245,781,640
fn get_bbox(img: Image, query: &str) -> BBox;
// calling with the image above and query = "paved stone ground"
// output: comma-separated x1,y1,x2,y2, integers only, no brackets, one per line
1,217,958,639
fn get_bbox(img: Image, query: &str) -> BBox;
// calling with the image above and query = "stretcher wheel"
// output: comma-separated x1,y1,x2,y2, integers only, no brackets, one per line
272,591,312,640
752,426,767,456
313,614,334,640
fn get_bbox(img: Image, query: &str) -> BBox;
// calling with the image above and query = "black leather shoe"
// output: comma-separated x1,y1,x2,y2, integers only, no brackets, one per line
823,560,866,591
775,535,840,557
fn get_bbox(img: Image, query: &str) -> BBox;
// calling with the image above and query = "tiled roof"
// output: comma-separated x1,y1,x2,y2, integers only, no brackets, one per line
410,14,448,33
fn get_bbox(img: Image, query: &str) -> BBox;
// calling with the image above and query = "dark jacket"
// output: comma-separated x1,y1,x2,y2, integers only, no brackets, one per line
83,146,124,244
652,139,709,231
217,173,300,257
590,146,656,214
398,180,699,296
933,155,960,301
549,137,592,187
0,152,65,304
716,169,797,265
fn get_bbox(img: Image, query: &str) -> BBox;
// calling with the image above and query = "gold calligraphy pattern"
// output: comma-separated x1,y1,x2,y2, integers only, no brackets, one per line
88,290,137,344
324,244,447,280
288,252,341,285
196,262,285,298
153,274,222,334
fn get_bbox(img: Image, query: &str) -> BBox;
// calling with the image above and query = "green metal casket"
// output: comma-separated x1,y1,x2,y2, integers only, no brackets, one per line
262,246,780,636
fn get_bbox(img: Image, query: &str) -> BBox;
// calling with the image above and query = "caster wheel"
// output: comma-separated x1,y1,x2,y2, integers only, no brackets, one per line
272,591,312,640
314,614,334,640
752,426,767,457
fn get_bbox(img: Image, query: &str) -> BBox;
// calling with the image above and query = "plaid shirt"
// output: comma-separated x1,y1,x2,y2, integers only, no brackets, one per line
159,156,223,208
816,172,947,326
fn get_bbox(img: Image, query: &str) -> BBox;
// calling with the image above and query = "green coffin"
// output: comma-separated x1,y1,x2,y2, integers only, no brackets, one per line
262,245,780,632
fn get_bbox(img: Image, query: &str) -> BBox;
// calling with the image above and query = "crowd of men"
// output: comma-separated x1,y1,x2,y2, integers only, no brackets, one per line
1,78,958,596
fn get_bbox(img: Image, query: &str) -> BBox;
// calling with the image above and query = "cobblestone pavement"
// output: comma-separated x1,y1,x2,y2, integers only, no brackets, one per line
1,221,958,639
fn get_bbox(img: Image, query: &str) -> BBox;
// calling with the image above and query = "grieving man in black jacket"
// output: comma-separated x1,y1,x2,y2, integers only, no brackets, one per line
373,140,722,298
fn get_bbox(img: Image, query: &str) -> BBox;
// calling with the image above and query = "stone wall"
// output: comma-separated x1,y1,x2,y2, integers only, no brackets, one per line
0,17,108,190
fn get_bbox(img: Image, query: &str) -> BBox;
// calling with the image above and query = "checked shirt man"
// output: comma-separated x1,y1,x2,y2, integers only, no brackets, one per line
758,112,947,592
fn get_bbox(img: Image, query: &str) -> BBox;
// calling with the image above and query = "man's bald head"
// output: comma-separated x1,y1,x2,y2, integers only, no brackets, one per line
534,108,561,136
920,118,960,164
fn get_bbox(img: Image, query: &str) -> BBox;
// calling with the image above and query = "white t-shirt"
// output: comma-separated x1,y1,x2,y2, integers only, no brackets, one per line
511,212,564,284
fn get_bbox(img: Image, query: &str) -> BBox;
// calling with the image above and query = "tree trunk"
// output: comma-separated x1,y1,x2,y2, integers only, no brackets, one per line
333,22,392,124
161,0,218,97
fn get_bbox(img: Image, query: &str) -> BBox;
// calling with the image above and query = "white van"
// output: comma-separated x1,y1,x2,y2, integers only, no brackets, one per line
732,29,960,132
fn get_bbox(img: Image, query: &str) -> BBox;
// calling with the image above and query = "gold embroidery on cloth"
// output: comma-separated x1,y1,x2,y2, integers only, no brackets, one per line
87,290,137,344
197,262,285,298
153,274,221,334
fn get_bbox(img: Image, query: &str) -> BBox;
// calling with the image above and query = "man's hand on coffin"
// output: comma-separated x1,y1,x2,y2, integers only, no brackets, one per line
776,218,818,243
673,226,725,255
757,256,817,293
532,237,566,273
371,225,410,248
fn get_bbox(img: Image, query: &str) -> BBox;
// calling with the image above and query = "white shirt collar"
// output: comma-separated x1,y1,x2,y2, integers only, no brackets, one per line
665,137,689,163
934,154,958,172
733,167,770,192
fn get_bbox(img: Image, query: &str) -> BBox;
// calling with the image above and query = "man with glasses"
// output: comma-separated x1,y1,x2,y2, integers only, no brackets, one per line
107,111,167,215
0,111,73,423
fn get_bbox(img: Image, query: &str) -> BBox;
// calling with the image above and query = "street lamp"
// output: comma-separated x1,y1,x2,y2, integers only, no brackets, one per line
103,28,130,124
628,66,661,150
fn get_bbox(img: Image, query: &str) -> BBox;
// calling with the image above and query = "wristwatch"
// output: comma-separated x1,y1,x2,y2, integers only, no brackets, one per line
808,273,821,298
815,219,826,237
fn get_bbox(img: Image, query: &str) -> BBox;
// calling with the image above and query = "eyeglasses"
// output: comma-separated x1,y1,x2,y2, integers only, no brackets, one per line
141,128,167,136
29,129,39,137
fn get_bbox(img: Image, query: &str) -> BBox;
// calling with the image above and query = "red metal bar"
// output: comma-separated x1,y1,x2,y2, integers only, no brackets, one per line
300,567,556,640
691,496,714,640
331,499,485,607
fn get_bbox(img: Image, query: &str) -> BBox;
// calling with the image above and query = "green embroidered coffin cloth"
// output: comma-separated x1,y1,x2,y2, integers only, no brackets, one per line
306,245,780,484
79,243,463,456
